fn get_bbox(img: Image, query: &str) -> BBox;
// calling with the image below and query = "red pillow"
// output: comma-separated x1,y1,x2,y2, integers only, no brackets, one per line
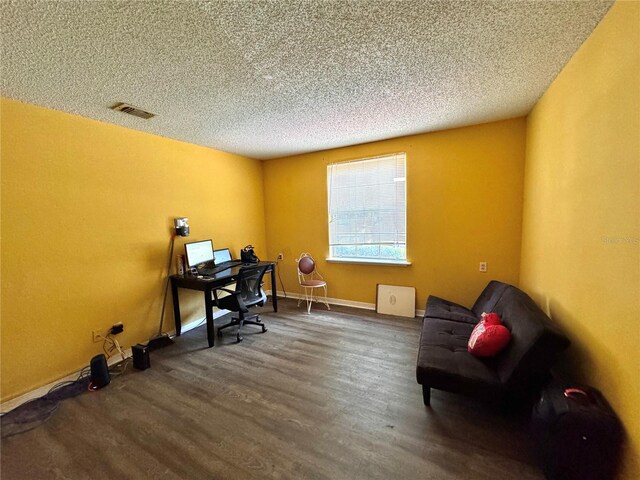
468,313,502,348
468,322,511,357
481,312,502,326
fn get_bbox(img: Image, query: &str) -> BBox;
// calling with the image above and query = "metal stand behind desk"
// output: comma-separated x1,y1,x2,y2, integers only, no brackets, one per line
170,261,277,347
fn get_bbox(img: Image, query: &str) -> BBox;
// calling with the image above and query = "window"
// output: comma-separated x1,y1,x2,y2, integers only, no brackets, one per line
327,153,407,263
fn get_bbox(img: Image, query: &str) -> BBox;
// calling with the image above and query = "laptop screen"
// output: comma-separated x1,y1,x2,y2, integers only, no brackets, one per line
184,240,214,268
214,248,232,264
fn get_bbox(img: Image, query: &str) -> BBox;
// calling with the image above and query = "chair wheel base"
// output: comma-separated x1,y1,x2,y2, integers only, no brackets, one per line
217,315,266,343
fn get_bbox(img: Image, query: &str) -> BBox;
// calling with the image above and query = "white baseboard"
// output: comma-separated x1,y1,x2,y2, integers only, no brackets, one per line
1,299,421,413
174,309,229,336
268,290,375,311
267,290,424,318
1,347,132,413
0,311,230,413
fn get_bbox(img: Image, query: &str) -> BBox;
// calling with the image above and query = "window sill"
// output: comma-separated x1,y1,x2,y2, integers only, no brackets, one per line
326,257,411,266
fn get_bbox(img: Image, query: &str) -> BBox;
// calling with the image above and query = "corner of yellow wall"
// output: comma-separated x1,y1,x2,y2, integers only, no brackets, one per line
521,2,640,477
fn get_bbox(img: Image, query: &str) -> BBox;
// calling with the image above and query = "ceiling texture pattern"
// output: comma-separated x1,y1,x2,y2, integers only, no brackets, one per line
1,0,613,159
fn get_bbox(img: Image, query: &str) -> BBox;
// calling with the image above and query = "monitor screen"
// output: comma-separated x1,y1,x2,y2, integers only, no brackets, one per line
214,248,232,264
184,239,214,268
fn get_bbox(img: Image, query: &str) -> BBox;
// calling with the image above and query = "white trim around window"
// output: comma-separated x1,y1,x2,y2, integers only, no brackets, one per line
327,152,407,262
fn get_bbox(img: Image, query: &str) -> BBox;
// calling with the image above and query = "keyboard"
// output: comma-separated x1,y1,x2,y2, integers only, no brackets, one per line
224,260,244,267
197,267,217,276
202,261,244,276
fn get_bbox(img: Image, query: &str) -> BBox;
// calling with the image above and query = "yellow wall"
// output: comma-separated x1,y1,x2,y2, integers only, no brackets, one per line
520,2,639,478
263,117,526,310
4,5,637,475
0,98,266,401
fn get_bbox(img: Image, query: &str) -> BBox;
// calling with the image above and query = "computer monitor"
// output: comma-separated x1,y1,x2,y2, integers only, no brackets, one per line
184,239,215,269
213,248,232,264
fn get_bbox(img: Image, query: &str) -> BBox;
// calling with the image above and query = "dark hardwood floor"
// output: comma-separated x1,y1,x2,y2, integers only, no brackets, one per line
1,299,542,479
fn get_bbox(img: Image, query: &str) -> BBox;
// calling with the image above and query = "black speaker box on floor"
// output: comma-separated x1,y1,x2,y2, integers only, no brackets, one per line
132,344,151,370
89,354,111,389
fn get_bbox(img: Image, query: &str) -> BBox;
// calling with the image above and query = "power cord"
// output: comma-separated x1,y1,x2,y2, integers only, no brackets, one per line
94,332,131,377
0,335,132,438
276,258,287,299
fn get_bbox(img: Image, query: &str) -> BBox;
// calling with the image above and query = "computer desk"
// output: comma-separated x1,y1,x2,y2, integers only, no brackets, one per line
170,261,277,348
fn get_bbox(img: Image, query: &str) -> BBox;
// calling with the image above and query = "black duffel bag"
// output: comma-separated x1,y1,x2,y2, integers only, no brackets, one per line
531,379,623,480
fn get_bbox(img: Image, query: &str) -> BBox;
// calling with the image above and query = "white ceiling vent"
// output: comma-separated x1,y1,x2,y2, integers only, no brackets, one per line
111,102,155,119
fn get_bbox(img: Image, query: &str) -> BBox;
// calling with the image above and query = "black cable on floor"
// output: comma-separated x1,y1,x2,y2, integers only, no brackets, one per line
1,371,91,438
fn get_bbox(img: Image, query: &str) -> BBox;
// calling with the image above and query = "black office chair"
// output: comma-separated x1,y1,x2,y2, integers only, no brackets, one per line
213,264,269,343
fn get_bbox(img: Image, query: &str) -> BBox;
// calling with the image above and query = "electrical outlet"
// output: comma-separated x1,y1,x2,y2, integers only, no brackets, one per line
277,253,284,260
92,330,103,343
479,262,488,273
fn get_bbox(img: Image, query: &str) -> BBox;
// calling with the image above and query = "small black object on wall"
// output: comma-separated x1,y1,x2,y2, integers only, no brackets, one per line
174,217,189,237
89,354,110,390
132,344,151,370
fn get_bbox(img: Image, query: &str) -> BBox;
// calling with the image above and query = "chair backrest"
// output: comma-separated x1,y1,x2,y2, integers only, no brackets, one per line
298,254,315,274
236,264,269,309
211,264,268,314
296,253,322,283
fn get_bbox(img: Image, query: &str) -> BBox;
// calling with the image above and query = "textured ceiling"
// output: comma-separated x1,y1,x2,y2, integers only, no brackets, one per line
1,0,613,160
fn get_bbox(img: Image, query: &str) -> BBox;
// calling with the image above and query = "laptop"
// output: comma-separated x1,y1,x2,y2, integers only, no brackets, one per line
184,239,217,276
214,248,243,270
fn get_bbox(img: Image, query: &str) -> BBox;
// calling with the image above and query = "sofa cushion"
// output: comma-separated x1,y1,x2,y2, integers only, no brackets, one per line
416,318,503,399
471,280,511,317
424,295,478,324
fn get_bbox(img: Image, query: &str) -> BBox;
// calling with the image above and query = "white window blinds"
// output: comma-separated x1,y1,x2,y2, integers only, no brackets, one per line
327,153,406,261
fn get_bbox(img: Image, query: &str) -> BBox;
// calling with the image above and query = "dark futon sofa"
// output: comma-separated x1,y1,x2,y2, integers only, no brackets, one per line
416,281,570,406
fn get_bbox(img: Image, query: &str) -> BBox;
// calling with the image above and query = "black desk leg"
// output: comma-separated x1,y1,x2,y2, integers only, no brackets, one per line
204,289,215,348
271,266,278,312
171,278,182,336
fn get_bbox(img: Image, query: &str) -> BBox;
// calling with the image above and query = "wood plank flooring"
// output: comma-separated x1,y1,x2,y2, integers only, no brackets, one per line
1,299,542,479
